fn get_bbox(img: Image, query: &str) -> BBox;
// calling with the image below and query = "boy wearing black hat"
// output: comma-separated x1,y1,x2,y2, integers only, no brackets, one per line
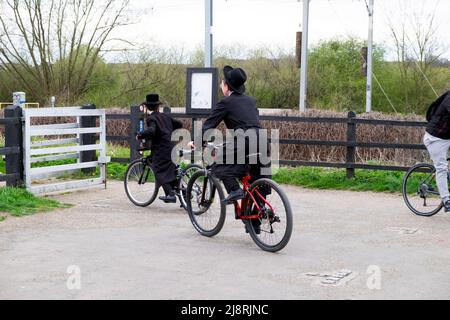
137,94,183,203
191,65,266,203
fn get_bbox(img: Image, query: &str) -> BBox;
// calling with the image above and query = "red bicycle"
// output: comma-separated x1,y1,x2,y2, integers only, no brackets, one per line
185,144,293,252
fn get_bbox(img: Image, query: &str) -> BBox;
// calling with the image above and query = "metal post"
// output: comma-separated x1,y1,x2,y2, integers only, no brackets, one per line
366,0,374,113
205,0,213,67
299,0,309,112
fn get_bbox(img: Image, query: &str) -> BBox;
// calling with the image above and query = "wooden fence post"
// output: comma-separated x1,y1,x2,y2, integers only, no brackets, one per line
130,105,141,162
346,111,356,179
4,105,23,186
80,104,97,173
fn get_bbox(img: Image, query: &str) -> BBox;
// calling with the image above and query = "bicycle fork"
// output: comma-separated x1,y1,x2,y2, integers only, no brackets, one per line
139,164,151,185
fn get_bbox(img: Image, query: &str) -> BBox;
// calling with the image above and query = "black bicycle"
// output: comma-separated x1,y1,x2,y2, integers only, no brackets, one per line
124,148,202,209
402,160,450,216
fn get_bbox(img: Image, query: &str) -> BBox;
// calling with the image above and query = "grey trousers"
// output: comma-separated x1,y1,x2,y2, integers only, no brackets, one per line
423,132,450,200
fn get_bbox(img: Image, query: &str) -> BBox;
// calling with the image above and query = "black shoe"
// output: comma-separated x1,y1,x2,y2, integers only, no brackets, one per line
444,200,450,212
222,189,245,205
245,223,261,235
159,195,176,203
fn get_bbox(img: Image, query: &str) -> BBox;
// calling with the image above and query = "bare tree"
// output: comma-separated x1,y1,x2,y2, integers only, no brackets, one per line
386,0,443,113
0,0,131,104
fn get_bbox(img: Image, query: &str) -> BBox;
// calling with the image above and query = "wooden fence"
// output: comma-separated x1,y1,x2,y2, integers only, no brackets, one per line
0,105,429,188
22,106,109,194
106,107,428,178
0,106,23,186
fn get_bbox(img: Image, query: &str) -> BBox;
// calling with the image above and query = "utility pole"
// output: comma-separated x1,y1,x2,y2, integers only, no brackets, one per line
205,0,213,67
366,0,374,113
299,0,309,112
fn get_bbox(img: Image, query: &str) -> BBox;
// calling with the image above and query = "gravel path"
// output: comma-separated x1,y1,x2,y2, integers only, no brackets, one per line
0,181,449,300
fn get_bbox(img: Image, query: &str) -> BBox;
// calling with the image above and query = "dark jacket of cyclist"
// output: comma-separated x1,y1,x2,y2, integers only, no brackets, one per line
137,94,183,203
202,65,270,205
426,91,450,139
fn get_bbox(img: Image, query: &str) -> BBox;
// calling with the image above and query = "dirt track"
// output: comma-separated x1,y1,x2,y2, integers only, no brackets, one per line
0,181,449,300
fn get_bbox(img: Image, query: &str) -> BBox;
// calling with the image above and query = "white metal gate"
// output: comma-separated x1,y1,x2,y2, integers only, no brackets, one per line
23,107,110,194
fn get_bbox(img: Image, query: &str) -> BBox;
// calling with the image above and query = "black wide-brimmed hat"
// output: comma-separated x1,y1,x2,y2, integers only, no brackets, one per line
223,65,247,94
141,93,161,108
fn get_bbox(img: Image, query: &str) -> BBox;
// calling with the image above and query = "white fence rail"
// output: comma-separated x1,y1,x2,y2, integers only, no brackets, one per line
23,107,110,194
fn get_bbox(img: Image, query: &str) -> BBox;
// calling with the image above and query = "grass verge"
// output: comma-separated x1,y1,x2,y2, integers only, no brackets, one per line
4,141,409,194
273,166,405,193
0,187,73,217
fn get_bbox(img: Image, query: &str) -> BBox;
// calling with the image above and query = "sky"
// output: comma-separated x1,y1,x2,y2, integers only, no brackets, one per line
114,0,450,60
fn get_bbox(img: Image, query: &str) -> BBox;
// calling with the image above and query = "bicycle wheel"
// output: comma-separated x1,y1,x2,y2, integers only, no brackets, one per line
243,179,293,253
402,163,443,216
178,164,203,211
124,158,159,207
186,170,226,237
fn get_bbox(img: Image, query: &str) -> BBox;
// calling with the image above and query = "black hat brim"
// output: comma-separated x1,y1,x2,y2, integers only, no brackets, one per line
141,101,161,107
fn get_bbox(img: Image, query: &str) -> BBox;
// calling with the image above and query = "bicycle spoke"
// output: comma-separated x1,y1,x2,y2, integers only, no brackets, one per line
403,164,442,216
125,160,158,206
248,181,290,250
186,170,227,237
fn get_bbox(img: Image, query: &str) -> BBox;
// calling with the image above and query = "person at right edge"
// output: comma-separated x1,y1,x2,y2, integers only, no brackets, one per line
424,89,450,211
195,65,271,234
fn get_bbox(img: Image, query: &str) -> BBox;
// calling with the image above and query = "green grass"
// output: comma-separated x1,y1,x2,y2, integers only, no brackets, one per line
0,157,4,174
0,215,6,222
273,166,405,193
3,142,409,194
0,187,73,217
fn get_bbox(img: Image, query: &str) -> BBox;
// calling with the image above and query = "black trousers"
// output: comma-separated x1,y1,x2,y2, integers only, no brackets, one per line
221,176,241,193
162,180,177,196
212,128,272,194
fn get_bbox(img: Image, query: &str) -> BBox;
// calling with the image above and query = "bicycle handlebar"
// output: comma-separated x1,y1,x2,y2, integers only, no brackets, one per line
179,149,194,157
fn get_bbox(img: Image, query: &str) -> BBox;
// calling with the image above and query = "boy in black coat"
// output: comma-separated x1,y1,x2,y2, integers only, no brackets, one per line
189,65,270,203
137,94,183,203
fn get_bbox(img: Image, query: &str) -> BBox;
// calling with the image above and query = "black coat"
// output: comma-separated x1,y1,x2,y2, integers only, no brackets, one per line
202,92,261,134
202,92,266,179
139,111,183,185
426,91,450,139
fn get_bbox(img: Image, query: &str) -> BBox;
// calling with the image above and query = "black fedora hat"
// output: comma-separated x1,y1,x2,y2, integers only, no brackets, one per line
223,65,247,94
141,93,162,108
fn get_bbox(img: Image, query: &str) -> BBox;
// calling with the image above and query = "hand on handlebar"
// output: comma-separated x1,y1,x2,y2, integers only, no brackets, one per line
187,141,196,150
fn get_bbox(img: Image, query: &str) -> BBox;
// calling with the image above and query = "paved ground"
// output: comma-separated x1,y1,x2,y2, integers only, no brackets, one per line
0,181,449,300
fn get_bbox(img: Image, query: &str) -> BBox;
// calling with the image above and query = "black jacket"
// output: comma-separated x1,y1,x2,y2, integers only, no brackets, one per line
138,111,183,185
202,92,261,136
201,92,264,179
426,92,450,139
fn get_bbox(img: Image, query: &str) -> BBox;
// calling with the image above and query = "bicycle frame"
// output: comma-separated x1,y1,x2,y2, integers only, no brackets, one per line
234,175,274,221
198,143,275,221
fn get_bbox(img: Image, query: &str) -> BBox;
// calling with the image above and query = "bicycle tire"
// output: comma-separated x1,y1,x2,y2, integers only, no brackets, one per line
244,178,293,252
178,164,203,211
402,163,443,217
124,158,159,207
186,170,226,237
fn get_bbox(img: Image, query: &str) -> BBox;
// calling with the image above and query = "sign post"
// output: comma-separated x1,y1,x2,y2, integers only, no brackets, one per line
185,67,218,115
